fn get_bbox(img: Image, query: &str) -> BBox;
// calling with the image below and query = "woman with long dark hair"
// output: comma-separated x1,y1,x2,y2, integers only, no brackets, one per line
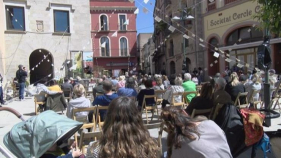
87,97,159,158
162,106,232,158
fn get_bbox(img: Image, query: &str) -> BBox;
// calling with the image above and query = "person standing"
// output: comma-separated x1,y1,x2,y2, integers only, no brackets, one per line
0,73,6,106
16,65,27,101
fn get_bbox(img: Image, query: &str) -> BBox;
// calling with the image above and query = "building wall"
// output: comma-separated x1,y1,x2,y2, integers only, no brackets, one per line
90,0,137,75
137,33,152,71
3,0,91,81
0,0,5,81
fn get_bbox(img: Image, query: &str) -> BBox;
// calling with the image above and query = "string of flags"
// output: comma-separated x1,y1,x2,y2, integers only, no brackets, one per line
136,0,260,72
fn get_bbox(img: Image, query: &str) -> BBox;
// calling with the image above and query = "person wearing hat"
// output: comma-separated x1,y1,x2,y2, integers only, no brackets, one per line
16,65,27,101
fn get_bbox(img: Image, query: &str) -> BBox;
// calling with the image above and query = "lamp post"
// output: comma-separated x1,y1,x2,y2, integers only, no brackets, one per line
172,9,194,74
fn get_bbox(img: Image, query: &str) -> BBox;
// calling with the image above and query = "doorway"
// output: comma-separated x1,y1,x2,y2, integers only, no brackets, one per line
29,49,54,84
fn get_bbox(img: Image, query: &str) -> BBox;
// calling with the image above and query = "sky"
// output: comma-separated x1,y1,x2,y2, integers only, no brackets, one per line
135,0,155,34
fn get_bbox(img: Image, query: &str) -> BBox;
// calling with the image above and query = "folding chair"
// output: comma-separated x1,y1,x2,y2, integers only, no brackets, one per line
78,131,102,153
73,106,97,152
96,105,109,128
155,90,166,109
196,85,202,95
63,88,72,102
145,122,164,157
211,104,224,120
191,108,213,119
248,89,261,109
183,91,197,106
141,95,158,124
34,91,46,115
170,92,185,108
234,92,249,108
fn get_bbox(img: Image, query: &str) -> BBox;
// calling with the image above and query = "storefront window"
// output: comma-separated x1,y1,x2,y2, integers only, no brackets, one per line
226,27,263,46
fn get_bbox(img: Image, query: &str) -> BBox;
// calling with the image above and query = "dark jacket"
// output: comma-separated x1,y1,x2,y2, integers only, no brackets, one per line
16,69,27,83
137,89,155,107
225,83,246,103
46,93,67,111
185,96,214,117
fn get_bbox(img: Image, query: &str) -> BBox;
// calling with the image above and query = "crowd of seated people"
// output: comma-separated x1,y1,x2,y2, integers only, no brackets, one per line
37,68,280,158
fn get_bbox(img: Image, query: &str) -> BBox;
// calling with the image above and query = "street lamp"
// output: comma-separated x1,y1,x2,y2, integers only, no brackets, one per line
172,10,194,74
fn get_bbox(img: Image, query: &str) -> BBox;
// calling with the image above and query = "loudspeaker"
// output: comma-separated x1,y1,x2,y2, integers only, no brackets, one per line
257,43,271,69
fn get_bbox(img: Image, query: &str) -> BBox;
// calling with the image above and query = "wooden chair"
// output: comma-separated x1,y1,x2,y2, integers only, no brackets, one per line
78,131,102,153
248,90,261,109
196,85,202,95
183,91,197,106
73,106,98,152
145,122,164,157
34,92,46,115
191,108,213,119
96,105,109,128
155,90,166,109
234,92,249,108
211,104,224,120
170,92,185,108
141,95,158,124
62,88,72,102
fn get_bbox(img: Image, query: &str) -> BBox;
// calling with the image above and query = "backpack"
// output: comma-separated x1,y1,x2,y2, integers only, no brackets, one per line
214,103,246,157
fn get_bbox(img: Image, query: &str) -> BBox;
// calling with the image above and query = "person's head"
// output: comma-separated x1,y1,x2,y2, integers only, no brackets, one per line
97,78,103,85
49,80,56,86
251,73,261,83
215,73,221,78
200,82,214,100
269,69,276,76
239,74,247,83
229,72,240,86
163,75,169,81
102,75,107,80
73,84,85,97
155,77,162,86
76,76,81,81
93,97,159,157
214,77,226,91
161,106,206,157
126,77,135,89
103,80,113,92
112,76,116,80
18,65,23,70
184,73,191,81
174,77,183,86
144,79,153,88
64,78,69,83
119,75,125,81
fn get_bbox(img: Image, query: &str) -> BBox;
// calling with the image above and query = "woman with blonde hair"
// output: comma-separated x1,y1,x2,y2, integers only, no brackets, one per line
162,106,232,158
247,73,262,102
66,84,90,121
163,75,170,88
117,75,126,90
225,72,246,102
87,97,159,158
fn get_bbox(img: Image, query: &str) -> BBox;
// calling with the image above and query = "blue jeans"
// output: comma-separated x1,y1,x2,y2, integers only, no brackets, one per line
0,87,4,103
19,82,25,99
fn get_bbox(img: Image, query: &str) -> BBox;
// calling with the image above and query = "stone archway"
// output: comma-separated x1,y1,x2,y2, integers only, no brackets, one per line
29,49,54,84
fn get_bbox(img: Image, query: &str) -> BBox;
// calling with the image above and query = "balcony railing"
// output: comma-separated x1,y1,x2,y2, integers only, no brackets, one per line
207,3,216,12
225,0,238,5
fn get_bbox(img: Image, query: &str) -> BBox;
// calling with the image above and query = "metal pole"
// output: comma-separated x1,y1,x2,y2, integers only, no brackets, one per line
263,0,271,126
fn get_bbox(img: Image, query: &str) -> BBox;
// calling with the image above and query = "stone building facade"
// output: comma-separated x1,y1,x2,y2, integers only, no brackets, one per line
2,0,91,84
153,0,205,77
137,33,152,72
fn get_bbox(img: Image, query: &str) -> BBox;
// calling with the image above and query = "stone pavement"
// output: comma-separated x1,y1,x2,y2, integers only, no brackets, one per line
0,97,280,158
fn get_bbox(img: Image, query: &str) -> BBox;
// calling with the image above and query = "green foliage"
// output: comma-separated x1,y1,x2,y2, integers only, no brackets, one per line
253,0,281,36
156,21,167,31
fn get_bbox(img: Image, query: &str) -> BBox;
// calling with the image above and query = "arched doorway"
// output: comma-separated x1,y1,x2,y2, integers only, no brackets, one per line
208,38,220,76
170,61,176,75
29,49,54,84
